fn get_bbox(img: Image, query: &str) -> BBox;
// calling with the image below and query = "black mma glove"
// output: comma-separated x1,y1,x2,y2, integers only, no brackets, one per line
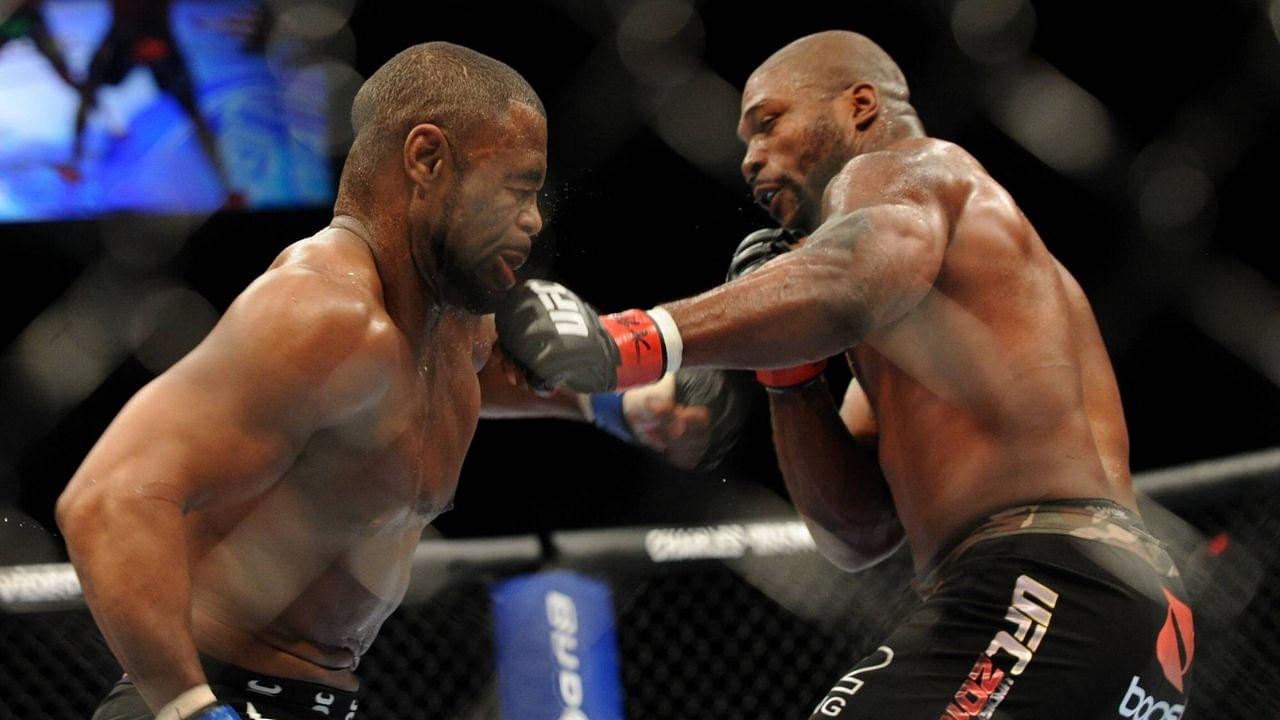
726,229,828,392
496,279,681,394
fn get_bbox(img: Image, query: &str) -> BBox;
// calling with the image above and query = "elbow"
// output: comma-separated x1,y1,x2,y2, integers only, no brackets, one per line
804,516,906,573
55,480,100,546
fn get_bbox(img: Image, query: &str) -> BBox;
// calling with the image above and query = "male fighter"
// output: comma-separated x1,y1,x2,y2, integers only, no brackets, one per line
60,0,243,206
498,31,1194,718
57,42,741,720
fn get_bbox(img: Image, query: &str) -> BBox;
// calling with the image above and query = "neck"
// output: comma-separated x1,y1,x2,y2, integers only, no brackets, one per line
854,109,926,155
331,208,446,357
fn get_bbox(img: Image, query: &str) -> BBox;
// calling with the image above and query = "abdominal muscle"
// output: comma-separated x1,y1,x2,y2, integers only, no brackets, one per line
186,500,427,689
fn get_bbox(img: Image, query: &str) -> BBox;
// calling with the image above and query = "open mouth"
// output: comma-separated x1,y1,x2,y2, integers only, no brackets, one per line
498,249,528,272
753,183,782,210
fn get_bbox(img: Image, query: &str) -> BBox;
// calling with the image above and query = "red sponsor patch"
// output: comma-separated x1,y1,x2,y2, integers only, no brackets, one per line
1156,587,1195,692
938,655,1005,720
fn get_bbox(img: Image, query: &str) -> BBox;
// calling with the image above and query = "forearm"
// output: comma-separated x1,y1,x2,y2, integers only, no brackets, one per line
59,489,206,712
662,248,868,370
769,379,901,564
477,350,586,420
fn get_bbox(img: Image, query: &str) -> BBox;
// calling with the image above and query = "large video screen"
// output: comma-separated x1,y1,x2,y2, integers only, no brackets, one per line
0,0,333,222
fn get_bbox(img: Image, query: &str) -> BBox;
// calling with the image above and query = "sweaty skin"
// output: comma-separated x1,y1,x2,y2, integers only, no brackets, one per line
57,80,720,714
56,96,555,709
661,33,1133,572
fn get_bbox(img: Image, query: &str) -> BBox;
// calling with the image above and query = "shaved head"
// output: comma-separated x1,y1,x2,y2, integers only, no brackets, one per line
350,42,544,151
338,42,544,209
737,31,922,232
749,30,909,107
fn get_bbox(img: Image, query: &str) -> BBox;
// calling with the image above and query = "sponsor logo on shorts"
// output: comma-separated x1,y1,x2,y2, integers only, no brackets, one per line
810,646,894,717
246,680,283,696
1155,588,1194,693
1117,675,1185,720
547,590,589,720
529,280,590,338
938,574,1058,720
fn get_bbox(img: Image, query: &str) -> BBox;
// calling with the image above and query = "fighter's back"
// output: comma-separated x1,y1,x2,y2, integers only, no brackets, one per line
841,138,1133,564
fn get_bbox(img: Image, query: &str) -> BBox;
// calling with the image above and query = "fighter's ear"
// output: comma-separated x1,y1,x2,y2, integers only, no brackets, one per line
847,82,881,131
403,123,449,190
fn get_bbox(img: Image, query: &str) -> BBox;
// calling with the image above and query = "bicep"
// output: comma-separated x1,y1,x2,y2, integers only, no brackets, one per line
70,272,394,510
78,358,309,511
800,156,951,335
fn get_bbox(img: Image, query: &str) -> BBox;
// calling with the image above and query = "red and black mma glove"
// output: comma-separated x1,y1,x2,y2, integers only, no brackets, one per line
726,228,827,393
495,279,682,394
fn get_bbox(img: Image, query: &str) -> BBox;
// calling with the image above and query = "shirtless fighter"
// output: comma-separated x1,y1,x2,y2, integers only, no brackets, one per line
497,32,1195,718
57,42,741,720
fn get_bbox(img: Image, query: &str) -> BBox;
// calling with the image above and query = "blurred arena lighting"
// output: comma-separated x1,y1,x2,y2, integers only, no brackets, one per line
273,0,356,42
988,60,1117,177
13,264,139,417
650,71,743,184
614,0,742,184
949,0,1037,65
100,215,206,269
616,0,704,88
1129,142,1217,251
1188,259,1280,388
126,285,218,375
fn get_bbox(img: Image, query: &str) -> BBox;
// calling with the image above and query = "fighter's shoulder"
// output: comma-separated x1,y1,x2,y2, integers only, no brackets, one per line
830,139,980,208
225,232,399,370
267,226,385,296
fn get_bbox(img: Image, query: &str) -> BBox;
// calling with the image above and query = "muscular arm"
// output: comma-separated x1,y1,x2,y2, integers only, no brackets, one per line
477,345,584,420
771,377,903,571
56,266,395,713
663,151,951,370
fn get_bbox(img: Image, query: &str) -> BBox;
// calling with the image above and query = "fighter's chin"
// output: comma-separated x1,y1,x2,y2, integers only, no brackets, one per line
775,201,815,236
440,274,505,315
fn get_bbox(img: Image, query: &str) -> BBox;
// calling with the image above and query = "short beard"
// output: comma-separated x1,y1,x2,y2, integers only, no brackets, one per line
441,250,503,315
792,112,855,233
433,180,505,315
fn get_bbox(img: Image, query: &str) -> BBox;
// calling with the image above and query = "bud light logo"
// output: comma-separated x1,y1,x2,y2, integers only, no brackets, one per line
492,571,624,720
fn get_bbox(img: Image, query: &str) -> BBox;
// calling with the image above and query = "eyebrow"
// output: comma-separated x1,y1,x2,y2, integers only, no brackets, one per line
737,100,771,141
510,168,546,186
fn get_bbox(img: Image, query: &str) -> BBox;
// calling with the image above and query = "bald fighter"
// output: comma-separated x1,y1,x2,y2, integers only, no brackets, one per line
498,31,1194,718
57,42,742,720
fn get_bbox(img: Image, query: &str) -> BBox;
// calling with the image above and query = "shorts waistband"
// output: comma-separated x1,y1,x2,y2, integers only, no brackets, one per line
201,654,360,718
914,498,1177,598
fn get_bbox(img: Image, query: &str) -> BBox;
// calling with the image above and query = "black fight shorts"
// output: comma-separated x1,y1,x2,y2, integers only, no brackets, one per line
91,655,359,720
808,500,1194,720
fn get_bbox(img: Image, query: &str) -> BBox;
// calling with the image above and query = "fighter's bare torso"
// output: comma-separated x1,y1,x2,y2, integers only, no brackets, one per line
186,225,487,689
834,138,1134,567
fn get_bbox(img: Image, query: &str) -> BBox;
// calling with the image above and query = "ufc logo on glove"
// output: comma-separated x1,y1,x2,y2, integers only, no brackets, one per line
528,280,590,337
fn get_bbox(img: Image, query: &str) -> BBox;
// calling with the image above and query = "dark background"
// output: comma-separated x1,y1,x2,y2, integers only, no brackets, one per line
1,0,1277,557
